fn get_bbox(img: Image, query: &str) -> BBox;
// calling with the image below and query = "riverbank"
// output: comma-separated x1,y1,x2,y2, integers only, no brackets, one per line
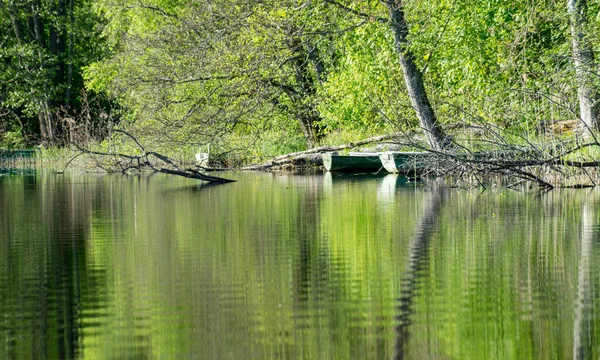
4,128,600,190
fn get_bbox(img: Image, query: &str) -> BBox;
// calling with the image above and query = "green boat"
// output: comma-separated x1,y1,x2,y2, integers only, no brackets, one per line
322,152,384,172
378,152,431,173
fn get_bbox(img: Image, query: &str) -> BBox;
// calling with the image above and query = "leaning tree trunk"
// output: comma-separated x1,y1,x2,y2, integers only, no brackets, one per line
567,0,598,137
384,1,449,151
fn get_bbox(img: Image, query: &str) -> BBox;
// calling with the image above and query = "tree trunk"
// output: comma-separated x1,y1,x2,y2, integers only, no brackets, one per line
52,0,67,85
38,104,49,140
31,0,54,142
384,0,450,151
8,3,25,43
567,0,598,136
307,42,326,84
31,1,44,48
66,0,74,108
286,34,324,147
49,23,59,55
297,110,321,147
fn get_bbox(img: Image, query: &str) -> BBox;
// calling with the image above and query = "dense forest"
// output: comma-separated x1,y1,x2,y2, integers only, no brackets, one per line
2,0,600,165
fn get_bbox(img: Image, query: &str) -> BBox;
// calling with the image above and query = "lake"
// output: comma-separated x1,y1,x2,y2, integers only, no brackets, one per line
0,171,598,359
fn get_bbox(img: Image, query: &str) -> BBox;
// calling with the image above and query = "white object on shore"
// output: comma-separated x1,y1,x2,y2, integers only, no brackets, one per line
195,144,210,166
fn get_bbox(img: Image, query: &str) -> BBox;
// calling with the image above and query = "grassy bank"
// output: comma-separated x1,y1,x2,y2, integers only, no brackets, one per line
3,126,600,191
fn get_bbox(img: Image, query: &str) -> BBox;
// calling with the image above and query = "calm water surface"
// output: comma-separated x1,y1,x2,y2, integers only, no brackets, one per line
0,171,599,359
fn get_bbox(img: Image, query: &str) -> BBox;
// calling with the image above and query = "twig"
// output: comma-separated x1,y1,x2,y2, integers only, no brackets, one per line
67,131,235,184
322,0,388,23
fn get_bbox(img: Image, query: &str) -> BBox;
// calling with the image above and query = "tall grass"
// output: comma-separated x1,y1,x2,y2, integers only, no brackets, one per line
0,150,37,169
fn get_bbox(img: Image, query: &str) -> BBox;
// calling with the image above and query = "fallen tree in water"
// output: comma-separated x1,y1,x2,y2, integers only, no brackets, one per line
243,121,600,190
409,126,600,190
64,130,235,184
64,120,600,190
241,131,416,170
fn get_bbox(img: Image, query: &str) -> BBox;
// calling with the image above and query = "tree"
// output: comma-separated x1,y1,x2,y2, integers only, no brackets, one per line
74,0,600,170
383,0,450,150
87,0,340,155
322,0,450,150
0,0,109,145
567,0,598,136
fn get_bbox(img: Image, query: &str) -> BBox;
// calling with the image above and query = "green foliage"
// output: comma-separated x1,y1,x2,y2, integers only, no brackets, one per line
86,0,343,154
0,0,112,145
0,129,25,149
318,21,408,134
4,0,600,157
402,0,576,128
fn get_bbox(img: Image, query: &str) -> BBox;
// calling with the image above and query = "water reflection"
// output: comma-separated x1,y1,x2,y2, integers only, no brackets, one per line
394,188,443,360
574,200,594,360
377,174,413,202
1,173,600,359
0,174,106,359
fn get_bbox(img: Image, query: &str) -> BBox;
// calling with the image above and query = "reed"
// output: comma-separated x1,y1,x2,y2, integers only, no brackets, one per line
0,150,37,168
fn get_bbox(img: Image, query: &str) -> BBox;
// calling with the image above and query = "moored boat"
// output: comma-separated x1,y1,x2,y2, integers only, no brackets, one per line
322,152,384,172
379,152,430,173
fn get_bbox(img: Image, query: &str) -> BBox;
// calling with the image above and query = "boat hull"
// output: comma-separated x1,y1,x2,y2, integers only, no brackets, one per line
379,152,429,173
322,153,383,172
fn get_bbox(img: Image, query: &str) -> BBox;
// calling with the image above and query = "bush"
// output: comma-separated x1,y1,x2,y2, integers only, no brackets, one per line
0,130,25,150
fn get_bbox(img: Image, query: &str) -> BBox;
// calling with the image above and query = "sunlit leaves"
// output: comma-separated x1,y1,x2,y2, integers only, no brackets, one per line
82,0,600,156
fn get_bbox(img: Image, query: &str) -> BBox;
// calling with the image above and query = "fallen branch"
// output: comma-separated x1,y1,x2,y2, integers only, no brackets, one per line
242,131,413,170
66,130,235,184
241,153,322,171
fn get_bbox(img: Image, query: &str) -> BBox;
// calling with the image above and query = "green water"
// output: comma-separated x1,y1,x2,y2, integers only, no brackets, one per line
0,171,598,359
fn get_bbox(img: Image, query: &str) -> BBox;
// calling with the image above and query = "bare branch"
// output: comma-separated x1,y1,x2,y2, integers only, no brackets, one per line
68,132,235,184
322,0,388,23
